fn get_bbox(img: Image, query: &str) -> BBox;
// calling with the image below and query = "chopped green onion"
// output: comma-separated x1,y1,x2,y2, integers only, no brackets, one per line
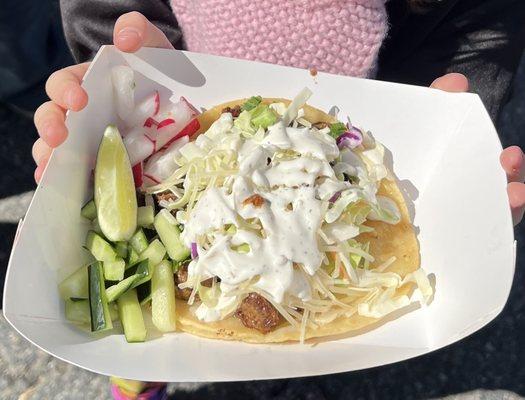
329,122,347,138
250,104,277,129
241,95,262,111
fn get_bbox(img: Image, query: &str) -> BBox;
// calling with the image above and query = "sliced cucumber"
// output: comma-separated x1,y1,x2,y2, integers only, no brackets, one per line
130,229,149,254
92,218,103,235
115,241,128,259
106,261,149,303
137,206,154,227
117,289,147,342
65,298,91,324
106,276,136,303
94,125,137,242
151,260,177,332
139,294,152,306
137,239,166,266
86,231,117,262
138,284,152,306
109,303,119,321
133,239,166,286
154,210,190,261
127,245,139,266
103,257,125,281
81,199,97,221
88,262,113,332
59,265,89,300
124,259,149,280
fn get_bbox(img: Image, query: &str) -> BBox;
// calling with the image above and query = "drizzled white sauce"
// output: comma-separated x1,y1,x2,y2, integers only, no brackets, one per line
181,121,344,320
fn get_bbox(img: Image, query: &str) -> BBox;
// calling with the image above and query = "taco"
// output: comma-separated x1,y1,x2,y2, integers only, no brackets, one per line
145,89,433,343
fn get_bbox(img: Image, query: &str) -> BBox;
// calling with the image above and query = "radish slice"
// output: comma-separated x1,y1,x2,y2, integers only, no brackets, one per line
180,96,200,117
123,126,156,166
132,163,143,188
157,118,175,130
126,91,160,128
144,117,159,128
143,173,161,185
155,99,196,149
111,66,135,121
162,118,200,149
143,136,190,185
123,98,200,166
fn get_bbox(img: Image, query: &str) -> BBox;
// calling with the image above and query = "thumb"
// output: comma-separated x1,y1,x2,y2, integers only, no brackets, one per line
113,11,174,53
430,73,469,93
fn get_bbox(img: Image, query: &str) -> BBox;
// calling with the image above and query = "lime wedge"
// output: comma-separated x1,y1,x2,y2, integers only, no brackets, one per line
94,125,137,242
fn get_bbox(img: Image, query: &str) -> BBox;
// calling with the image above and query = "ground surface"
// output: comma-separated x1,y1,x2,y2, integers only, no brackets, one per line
0,54,524,400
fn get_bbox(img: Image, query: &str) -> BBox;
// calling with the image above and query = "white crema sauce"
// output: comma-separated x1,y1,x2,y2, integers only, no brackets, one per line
181,120,348,322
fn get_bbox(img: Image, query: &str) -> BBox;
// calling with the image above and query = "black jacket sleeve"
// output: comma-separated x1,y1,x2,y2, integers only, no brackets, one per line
377,0,525,120
59,0,182,63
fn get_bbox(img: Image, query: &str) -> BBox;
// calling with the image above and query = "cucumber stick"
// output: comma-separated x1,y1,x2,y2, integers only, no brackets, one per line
81,199,97,221
106,275,137,303
107,260,149,302
130,229,148,254
103,258,125,281
138,286,152,306
132,239,166,287
65,298,118,323
59,265,88,299
137,206,154,227
86,231,117,262
115,241,128,259
65,299,91,324
92,218,103,235
127,246,139,266
117,289,147,342
151,260,177,332
88,262,113,332
137,239,166,266
154,209,190,261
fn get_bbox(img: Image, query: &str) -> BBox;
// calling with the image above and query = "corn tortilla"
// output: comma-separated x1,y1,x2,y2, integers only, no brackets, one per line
174,98,420,343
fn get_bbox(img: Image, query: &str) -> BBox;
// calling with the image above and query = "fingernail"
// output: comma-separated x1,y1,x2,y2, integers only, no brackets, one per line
117,27,142,46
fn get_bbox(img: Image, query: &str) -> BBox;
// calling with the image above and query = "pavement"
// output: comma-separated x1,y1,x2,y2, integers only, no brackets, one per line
0,54,524,400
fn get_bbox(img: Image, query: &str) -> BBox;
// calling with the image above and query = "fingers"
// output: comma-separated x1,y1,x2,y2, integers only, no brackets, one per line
113,11,174,53
507,182,525,226
430,73,469,93
33,139,52,183
32,138,52,166
501,147,525,225
45,63,89,111
34,101,68,147
34,163,47,184
500,146,525,183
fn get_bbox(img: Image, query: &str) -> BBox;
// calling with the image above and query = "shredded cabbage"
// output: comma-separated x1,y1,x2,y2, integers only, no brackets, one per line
233,110,256,136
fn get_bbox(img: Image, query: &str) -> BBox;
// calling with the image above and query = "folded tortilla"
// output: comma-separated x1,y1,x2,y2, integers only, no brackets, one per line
172,98,420,343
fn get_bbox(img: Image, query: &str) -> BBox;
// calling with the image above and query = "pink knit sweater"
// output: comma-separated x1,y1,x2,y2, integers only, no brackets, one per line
170,0,388,78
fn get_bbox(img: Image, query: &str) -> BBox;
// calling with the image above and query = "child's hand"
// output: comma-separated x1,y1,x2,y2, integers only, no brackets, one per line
431,73,525,225
32,12,173,182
